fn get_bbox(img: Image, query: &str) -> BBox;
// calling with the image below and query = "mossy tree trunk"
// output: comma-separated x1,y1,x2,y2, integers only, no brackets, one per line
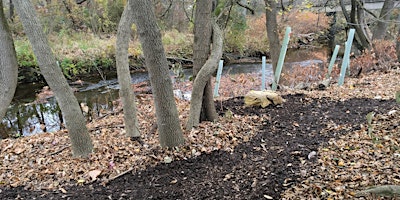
130,0,184,147
0,0,18,124
14,0,93,157
116,0,140,138
192,0,218,124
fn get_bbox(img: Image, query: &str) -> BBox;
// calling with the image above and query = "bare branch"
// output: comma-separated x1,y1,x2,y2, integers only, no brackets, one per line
75,0,87,4
236,1,255,15
160,0,173,19
182,0,193,23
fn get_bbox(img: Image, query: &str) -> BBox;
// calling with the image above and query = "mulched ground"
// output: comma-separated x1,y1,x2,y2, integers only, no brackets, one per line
1,93,398,200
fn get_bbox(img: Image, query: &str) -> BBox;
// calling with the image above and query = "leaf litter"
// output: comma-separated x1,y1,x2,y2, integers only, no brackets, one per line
0,67,399,199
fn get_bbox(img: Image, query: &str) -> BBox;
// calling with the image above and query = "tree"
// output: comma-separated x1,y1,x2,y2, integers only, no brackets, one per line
130,0,184,147
397,15,400,62
13,0,93,157
0,0,18,124
116,0,140,138
186,21,224,129
340,0,371,50
372,0,395,40
264,0,280,73
191,0,218,125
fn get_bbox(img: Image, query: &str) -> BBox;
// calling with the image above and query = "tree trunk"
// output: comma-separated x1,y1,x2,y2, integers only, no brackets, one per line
192,0,218,123
264,0,280,73
0,0,18,123
186,21,224,129
116,0,140,138
372,0,395,40
339,0,366,50
14,0,93,157
350,0,370,50
397,15,400,62
130,0,184,147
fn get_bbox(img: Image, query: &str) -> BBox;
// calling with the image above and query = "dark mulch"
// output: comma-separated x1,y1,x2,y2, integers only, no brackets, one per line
1,94,397,199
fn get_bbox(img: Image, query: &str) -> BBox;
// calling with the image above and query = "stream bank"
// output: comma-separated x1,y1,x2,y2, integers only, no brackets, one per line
3,47,330,138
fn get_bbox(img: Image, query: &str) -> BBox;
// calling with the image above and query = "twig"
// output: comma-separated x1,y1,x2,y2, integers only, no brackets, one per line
236,1,255,15
102,167,134,185
49,145,71,156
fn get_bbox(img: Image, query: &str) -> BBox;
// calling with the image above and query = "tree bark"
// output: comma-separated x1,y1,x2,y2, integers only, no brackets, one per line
192,0,218,123
14,0,93,157
339,0,365,50
264,0,280,73
130,0,184,147
372,0,395,40
0,0,18,123
350,0,370,50
397,15,400,62
116,0,140,138
186,21,224,129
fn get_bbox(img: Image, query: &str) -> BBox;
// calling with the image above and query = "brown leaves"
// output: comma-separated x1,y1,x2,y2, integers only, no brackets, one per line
0,86,265,191
282,110,400,199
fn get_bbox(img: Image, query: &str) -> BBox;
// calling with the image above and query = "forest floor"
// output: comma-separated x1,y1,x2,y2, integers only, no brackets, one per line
0,67,399,199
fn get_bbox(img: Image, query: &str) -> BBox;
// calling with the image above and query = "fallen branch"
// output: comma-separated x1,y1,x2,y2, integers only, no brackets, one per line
48,145,71,156
102,167,134,185
356,185,400,198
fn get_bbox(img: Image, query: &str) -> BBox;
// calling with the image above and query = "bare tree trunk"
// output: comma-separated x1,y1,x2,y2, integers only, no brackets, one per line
192,0,218,123
14,0,93,157
372,0,395,40
339,0,366,50
116,0,140,138
397,15,400,62
351,0,370,50
264,0,280,73
130,0,184,147
0,0,18,122
186,22,223,129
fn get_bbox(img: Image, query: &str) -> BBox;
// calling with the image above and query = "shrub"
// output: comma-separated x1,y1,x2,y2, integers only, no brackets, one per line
351,40,397,76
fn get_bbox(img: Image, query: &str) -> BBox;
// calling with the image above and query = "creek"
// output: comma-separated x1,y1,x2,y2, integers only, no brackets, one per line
2,57,326,137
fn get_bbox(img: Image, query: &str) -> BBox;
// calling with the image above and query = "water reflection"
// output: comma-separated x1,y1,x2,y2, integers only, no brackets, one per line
4,60,315,137
4,98,62,136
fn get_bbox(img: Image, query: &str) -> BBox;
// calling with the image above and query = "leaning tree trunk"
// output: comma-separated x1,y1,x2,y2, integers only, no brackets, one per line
130,0,184,147
0,0,18,122
116,0,140,138
372,0,395,40
14,0,93,157
192,0,218,123
264,0,280,73
186,22,223,129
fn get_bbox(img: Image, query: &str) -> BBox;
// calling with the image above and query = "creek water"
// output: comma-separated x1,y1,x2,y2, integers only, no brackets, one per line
2,58,326,137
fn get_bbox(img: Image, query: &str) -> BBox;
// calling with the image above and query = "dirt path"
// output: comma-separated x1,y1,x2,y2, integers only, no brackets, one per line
1,93,397,199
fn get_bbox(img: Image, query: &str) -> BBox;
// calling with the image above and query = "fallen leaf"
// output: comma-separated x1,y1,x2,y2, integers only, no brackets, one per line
88,170,102,180
263,194,273,199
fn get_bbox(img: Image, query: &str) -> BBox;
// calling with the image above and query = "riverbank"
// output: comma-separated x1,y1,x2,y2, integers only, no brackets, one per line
14,13,332,83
